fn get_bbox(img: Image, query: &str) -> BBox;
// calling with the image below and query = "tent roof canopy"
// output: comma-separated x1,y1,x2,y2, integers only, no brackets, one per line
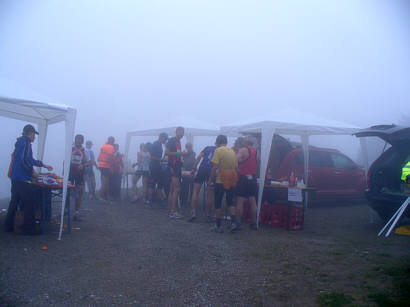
127,126,221,137
0,94,76,240
221,108,359,136
126,116,223,137
0,96,72,125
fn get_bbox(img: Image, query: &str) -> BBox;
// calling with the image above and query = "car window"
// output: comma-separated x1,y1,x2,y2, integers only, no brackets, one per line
294,151,333,167
330,153,356,169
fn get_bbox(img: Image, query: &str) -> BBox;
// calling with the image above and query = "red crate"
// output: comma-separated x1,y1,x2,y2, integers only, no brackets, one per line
270,205,286,227
286,206,304,230
259,203,271,225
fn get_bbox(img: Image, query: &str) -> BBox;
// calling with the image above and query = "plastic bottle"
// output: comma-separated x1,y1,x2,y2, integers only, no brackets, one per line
289,171,295,187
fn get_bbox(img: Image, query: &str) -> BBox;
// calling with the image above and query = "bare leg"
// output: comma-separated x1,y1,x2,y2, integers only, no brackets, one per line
236,196,246,222
249,196,257,223
206,186,214,217
75,185,84,211
142,175,148,201
190,183,201,213
132,174,137,198
168,177,181,214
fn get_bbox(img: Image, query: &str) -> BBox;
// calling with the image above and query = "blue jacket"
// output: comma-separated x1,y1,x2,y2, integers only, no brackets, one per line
10,136,43,183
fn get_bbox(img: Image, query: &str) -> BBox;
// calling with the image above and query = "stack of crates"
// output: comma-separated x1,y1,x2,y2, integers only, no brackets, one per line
264,203,304,230
270,204,286,227
286,206,304,230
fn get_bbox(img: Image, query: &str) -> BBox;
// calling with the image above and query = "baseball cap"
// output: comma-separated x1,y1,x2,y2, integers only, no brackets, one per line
23,124,39,135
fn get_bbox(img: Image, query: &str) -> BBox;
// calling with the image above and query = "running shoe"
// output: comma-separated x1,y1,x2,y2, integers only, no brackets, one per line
188,213,196,222
173,212,183,219
249,222,258,230
229,222,239,233
210,225,224,233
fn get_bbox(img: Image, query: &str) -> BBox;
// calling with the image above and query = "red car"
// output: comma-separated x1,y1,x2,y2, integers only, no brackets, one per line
276,147,366,199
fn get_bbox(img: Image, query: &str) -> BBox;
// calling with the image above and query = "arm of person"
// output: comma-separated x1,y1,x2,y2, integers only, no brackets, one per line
120,155,124,173
208,163,218,185
236,147,250,163
137,151,142,166
89,151,97,168
191,151,204,174
23,138,53,171
165,147,180,157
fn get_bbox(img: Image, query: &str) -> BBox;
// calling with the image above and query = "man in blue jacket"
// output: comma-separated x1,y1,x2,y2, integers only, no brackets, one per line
4,124,53,234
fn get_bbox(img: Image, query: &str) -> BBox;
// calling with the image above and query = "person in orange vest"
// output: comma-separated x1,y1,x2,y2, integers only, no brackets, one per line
98,136,115,202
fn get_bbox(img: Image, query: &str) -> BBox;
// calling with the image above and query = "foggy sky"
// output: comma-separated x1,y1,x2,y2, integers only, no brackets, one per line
0,0,409,196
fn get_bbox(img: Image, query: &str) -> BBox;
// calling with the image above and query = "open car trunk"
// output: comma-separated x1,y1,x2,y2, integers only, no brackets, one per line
354,125,410,220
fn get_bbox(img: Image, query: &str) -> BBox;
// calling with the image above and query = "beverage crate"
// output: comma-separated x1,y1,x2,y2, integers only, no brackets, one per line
259,203,271,225
286,206,304,230
270,204,287,227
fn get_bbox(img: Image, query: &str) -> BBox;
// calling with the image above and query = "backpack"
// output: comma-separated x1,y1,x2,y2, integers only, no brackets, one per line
7,152,14,178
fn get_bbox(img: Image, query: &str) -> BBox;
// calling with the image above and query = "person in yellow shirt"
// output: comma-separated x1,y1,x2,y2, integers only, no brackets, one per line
208,135,239,233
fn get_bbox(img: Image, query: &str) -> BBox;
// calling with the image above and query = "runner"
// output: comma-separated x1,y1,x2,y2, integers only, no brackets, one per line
188,144,216,222
236,135,260,230
84,140,97,199
69,134,91,221
165,127,187,219
209,135,239,233
131,143,150,203
181,142,195,207
110,144,124,201
148,133,168,205
98,136,115,202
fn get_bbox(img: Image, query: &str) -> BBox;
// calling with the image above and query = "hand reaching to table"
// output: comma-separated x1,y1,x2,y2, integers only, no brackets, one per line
44,164,53,171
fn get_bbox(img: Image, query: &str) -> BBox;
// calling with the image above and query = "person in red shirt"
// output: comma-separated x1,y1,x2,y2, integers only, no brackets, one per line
236,135,260,230
69,134,92,221
110,144,124,201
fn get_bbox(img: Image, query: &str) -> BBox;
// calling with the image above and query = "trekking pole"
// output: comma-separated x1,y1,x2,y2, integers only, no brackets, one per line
385,197,410,237
378,196,410,237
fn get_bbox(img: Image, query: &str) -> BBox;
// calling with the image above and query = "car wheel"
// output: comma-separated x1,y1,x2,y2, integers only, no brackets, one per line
371,201,397,221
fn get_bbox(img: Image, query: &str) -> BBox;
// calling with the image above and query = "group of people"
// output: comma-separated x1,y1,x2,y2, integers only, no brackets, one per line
130,126,260,233
5,123,260,235
68,134,125,220
4,125,125,232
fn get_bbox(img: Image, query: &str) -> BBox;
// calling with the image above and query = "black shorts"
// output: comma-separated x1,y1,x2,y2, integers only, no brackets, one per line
69,173,84,186
100,167,111,177
214,183,235,209
236,175,258,198
170,166,182,179
149,166,162,188
135,170,150,177
194,168,211,184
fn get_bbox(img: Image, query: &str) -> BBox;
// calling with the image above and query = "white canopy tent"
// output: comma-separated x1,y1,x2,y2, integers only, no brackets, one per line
124,117,228,168
0,96,76,240
221,110,365,226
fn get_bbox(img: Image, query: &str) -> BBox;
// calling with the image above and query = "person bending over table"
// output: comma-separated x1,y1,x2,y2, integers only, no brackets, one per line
5,124,53,235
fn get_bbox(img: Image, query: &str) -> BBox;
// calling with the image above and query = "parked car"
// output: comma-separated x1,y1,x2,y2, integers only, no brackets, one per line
275,147,366,200
354,125,410,220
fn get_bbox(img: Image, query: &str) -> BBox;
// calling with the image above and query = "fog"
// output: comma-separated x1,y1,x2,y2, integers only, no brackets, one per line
0,0,409,197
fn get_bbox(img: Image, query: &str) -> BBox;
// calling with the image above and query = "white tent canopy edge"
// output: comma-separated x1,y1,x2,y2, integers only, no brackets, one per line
0,96,76,240
221,120,365,227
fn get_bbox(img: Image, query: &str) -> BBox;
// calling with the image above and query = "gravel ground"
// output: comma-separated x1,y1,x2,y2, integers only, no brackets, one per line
0,196,409,306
